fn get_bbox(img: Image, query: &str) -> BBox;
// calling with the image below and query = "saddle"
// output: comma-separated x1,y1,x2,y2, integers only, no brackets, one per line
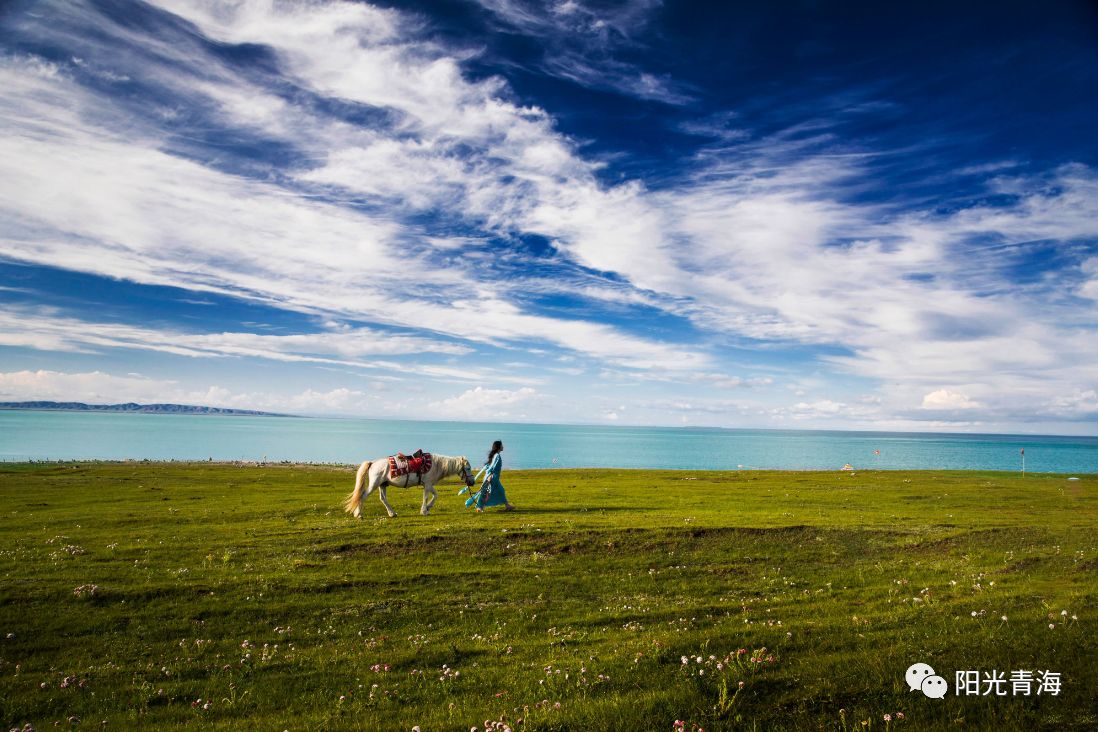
388,450,431,481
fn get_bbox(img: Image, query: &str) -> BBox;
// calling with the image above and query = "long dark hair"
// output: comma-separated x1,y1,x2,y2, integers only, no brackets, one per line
486,440,503,465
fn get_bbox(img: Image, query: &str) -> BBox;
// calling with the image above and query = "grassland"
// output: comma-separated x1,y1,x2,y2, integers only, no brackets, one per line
0,463,1095,731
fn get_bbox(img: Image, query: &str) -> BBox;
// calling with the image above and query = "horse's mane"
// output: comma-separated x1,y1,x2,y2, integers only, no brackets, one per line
433,454,466,473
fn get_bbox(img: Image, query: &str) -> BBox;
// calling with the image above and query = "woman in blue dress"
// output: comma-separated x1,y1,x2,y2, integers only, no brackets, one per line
465,440,515,512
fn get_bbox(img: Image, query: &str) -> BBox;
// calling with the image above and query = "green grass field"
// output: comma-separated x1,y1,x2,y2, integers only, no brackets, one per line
0,463,1094,731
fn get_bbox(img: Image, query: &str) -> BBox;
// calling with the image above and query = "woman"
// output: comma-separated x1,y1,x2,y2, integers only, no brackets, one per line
465,439,514,512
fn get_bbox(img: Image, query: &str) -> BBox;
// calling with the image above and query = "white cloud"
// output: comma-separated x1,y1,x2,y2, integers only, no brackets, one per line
0,32,696,371
0,368,381,415
0,369,182,404
538,139,1098,427
921,389,980,410
1048,389,1098,417
428,386,538,415
0,308,475,370
1078,257,1098,301
473,0,689,104
789,399,848,418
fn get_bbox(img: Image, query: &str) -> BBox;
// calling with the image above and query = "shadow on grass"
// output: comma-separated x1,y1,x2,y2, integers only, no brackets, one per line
477,506,648,514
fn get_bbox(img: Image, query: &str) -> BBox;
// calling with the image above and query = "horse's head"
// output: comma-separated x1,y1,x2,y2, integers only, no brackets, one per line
458,456,475,487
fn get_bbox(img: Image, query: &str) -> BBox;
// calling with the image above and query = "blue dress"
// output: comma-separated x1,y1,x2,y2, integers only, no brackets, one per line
465,453,509,509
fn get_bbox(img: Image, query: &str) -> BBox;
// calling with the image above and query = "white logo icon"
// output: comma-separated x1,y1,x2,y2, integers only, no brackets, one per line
922,675,948,698
906,663,948,698
905,662,935,692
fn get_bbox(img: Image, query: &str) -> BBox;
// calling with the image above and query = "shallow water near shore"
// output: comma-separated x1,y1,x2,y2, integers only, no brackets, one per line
1,410,1096,472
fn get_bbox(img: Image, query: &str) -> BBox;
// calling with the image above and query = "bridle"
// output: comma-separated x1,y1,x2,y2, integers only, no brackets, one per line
458,459,475,487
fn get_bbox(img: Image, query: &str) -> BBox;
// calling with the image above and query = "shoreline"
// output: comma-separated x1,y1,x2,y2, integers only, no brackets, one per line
0,458,1092,476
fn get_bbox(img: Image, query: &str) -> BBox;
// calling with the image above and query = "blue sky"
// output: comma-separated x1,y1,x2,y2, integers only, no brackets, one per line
1,0,1096,433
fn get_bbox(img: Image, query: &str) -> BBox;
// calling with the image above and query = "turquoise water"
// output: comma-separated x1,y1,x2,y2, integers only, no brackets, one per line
1,411,1096,472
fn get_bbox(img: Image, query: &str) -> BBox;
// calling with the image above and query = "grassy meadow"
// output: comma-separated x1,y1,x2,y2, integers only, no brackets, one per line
0,463,1095,731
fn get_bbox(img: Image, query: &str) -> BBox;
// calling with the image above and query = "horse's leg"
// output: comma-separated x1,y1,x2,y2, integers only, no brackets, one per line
378,484,397,518
423,482,438,515
352,464,380,519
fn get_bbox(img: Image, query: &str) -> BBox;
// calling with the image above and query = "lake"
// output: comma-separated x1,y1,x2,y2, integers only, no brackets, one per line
1,411,1096,472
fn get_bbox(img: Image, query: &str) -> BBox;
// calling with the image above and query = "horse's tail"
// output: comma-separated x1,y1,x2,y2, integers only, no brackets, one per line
344,460,372,516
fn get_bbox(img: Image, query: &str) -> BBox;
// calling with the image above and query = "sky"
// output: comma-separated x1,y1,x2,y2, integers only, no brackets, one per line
0,0,1096,434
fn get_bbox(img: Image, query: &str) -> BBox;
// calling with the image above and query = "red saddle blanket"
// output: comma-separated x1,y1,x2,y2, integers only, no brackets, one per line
388,452,432,479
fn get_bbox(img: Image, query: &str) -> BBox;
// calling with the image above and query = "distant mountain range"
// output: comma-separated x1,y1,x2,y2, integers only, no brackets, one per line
0,401,296,417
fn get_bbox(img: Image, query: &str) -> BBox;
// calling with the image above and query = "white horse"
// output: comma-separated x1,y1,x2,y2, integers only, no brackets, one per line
344,453,475,518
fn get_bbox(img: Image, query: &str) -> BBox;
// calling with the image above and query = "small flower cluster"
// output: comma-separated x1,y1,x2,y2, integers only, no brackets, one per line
673,720,704,732
59,676,88,690
883,712,906,723
665,617,696,632
439,664,459,682
1047,608,1079,629
259,643,279,662
8,723,35,732
680,647,776,678
72,584,99,599
919,587,932,600
370,663,392,673
356,683,394,703
190,698,212,711
479,716,516,731
178,638,211,649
